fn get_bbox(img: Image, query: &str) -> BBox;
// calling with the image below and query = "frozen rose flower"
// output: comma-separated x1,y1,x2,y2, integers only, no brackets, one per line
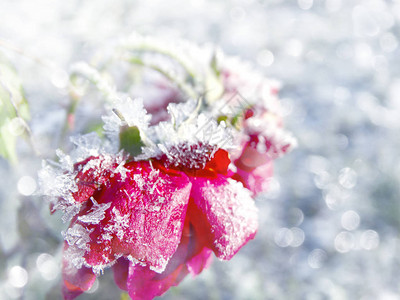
61,143,258,300
40,38,296,300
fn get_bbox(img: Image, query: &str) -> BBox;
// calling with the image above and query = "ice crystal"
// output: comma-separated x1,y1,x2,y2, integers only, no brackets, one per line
63,224,93,270
38,132,127,222
104,207,131,241
139,111,234,167
167,99,198,127
104,98,151,132
77,198,111,225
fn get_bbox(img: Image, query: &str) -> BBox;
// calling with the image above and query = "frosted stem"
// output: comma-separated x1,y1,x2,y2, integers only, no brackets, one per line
125,55,198,100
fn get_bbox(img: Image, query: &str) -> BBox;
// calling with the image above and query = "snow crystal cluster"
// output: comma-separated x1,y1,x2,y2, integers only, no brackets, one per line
38,133,127,223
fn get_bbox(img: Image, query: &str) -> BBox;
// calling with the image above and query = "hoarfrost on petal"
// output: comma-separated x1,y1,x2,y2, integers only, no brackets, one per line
191,176,258,260
76,161,191,274
62,224,94,270
77,198,112,224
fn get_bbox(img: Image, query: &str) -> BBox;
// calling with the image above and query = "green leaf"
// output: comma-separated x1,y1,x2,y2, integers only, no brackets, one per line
0,54,30,163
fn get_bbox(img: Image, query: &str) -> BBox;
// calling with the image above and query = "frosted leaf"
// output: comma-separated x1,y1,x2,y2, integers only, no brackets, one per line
102,97,151,149
108,98,150,130
78,198,112,225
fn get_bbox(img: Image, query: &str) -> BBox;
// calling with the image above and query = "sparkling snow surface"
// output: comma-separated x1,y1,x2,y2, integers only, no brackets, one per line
1,1,400,299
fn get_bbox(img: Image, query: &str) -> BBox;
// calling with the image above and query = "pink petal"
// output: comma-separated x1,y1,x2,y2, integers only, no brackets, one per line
234,141,270,171
186,246,213,276
62,244,96,300
233,161,274,195
190,176,258,260
78,161,192,273
112,257,130,291
124,223,191,299
126,263,188,300
124,220,212,299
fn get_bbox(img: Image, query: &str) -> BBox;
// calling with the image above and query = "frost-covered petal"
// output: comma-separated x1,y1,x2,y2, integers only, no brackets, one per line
121,218,212,299
190,176,258,260
124,222,192,299
69,154,128,204
73,161,192,274
62,244,96,300
124,223,191,300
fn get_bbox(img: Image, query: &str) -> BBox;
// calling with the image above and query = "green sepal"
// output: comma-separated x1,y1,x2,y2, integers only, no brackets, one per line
119,126,144,157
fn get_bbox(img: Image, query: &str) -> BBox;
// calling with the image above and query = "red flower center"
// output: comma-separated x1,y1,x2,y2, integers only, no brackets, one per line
155,143,230,178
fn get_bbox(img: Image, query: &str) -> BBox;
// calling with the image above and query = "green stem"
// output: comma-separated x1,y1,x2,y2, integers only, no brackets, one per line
124,42,197,80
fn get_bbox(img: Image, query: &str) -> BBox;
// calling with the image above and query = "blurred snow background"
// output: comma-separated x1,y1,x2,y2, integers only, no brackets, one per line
1,0,400,299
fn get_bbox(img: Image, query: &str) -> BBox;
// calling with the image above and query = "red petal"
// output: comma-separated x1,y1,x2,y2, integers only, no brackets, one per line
190,176,258,260
125,222,191,300
204,148,230,175
72,156,119,204
75,161,191,273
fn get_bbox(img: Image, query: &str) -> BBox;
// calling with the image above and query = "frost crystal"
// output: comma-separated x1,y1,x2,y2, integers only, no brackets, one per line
167,99,198,126
78,198,111,225
38,132,127,222
139,107,234,168
103,97,151,139
104,207,131,241
63,224,94,270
